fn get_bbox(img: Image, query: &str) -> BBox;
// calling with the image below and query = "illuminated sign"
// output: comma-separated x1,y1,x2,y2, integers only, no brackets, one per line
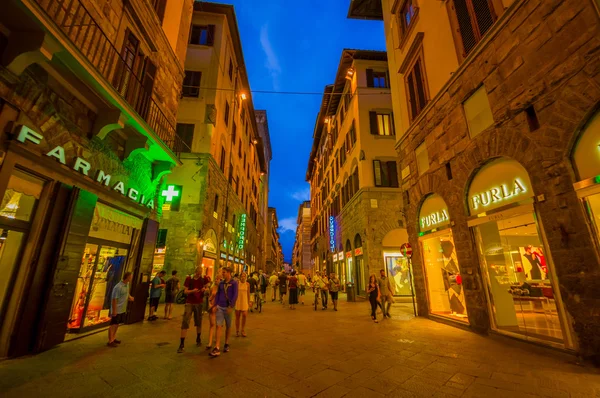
329,216,335,253
346,251,352,259
333,254,338,261
16,126,155,208
471,179,527,211
220,253,227,259
420,210,449,230
161,185,182,211
238,214,247,250
354,247,363,256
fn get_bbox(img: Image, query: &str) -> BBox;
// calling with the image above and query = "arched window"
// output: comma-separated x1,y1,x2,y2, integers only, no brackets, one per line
354,233,362,249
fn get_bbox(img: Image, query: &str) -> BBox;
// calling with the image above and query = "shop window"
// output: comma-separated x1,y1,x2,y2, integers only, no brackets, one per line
373,160,399,188
421,230,468,322
182,71,201,98
473,212,564,344
190,25,215,46
415,142,430,175
464,86,494,138
449,0,497,57
176,123,194,152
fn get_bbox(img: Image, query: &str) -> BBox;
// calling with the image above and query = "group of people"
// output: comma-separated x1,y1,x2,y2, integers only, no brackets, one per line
267,270,342,311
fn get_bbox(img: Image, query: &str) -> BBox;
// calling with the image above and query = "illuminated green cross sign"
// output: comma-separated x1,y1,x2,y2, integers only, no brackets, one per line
162,185,180,202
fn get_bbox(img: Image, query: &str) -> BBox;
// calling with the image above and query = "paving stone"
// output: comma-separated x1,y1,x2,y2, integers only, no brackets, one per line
314,384,353,398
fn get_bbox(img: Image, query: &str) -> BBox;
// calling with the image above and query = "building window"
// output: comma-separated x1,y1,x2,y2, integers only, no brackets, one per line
397,0,418,39
176,123,194,152
214,194,219,212
464,86,494,138
228,59,234,80
451,0,497,57
190,25,215,46
150,0,167,22
405,55,428,121
182,71,201,97
373,160,399,187
232,122,237,143
220,146,226,172
415,142,429,176
224,101,230,126
366,69,389,88
369,112,395,136
238,139,242,158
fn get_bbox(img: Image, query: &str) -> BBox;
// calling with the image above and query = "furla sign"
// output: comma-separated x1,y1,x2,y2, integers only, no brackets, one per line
470,179,527,211
16,126,155,208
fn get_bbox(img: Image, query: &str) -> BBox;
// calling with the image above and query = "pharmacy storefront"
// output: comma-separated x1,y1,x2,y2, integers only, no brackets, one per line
467,157,570,348
418,194,468,323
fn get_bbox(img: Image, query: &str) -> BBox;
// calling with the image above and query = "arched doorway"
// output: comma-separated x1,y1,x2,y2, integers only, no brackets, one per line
467,157,568,347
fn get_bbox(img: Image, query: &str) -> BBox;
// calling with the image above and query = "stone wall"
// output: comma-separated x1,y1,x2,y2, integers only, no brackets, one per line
397,0,600,359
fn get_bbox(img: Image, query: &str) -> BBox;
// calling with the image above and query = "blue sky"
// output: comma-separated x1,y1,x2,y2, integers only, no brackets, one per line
217,0,385,261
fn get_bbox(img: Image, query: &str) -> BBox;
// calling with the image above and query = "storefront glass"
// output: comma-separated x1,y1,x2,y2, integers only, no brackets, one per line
385,255,413,297
420,231,468,322
0,229,26,313
473,211,563,344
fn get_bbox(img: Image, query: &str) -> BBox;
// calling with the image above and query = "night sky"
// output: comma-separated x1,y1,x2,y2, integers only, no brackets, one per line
215,0,384,261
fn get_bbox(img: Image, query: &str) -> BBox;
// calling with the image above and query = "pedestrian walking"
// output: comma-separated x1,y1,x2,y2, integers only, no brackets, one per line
269,271,278,301
107,272,134,347
278,271,288,304
164,270,179,320
367,274,381,323
377,269,394,318
148,270,166,321
320,271,329,310
307,273,312,284
206,273,222,350
329,272,341,311
297,271,307,305
259,270,268,303
235,272,250,337
288,271,299,309
248,272,258,312
209,267,238,357
177,267,207,353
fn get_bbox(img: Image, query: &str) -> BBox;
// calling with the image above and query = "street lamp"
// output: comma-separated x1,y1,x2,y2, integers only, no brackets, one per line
197,234,205,274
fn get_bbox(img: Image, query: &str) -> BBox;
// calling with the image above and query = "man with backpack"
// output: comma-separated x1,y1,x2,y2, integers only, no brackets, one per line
259,270,268,303
164,270,179,320
177,267,206,353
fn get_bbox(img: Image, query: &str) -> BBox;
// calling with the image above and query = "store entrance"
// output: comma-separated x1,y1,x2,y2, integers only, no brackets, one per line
473,209,565,345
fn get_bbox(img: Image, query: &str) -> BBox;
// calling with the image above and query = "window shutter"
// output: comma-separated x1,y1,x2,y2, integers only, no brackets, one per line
407,73,418,120
388,161,399,187
453,0,477,56
366,69,374,88
156,0,167,23
390,112,396,136
369,111,378,135
373,160,382,187
207,25,216,46
414,60,426,111
473,0,496,38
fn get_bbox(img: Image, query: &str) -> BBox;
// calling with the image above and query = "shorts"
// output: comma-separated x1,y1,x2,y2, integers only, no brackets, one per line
110,313,127,325
260,286,267,294
149,297,160,310
181,303,203,329
330,291,339,301
279,287,287,295
299,285,306,295
165,292,176,304
216,306,232,328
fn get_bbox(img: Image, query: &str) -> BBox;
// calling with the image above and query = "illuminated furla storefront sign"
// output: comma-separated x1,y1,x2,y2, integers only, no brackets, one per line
17,126,154,208
470,179,527,211
420,209,449,230
329,216,335,253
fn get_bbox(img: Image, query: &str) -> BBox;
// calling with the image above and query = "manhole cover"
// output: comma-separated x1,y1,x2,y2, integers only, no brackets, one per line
156,342,170,347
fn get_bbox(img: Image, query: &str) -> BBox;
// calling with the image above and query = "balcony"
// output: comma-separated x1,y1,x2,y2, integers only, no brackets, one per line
30,0,189,155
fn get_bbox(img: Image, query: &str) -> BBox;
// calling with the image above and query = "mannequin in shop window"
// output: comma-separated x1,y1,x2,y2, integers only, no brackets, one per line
440,240,466,317
523,245,546,280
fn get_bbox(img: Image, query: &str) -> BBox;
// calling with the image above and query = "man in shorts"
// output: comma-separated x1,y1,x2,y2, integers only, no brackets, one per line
177,267,206,353
297,271,307,305
210,267,238,357
148,270,166,321
108,272,134,347
164,270,179,319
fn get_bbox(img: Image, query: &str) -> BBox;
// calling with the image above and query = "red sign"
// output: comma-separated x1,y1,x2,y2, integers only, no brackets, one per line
354,247,363,256
400,243,412,258
345,251,352,259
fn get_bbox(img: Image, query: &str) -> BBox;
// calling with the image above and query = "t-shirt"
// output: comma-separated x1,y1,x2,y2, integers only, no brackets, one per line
184,276,206,304
288,276,298,289
269,275,278,286
150,276,163,298
321,277,329,290
378,277,391,296
278,274,288,287
165,276,179,294
297,274,307,286
111,281,129,314
329,278,341,292
249,277,258,293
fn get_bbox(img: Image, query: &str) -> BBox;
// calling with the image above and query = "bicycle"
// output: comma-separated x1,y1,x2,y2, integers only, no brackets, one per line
313,286,321,311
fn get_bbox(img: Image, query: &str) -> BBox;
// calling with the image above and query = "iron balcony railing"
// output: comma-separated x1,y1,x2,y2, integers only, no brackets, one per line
33,0,190,153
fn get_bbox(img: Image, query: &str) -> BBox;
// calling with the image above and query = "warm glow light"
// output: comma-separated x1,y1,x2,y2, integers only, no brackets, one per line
253,139,258,144
240,92,248,100
346,68,355,80
324,117,330,124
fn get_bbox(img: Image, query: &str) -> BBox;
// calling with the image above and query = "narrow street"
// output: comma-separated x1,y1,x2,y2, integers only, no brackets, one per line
1,297,598,398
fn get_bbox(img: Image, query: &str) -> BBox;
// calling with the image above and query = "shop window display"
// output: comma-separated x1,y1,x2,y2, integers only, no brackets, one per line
420,231,468,322
385,255,413,296
473,212,563,344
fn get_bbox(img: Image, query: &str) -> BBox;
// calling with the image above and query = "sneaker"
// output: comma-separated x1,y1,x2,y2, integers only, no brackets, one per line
177,345,184,353
113,339,122,344
209,347,221,357
107,341,118,347
205,345,212,350
224,344,230,353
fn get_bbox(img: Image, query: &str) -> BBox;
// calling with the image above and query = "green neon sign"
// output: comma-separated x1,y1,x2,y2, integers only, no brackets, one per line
162,185,180,201
238,214,247,250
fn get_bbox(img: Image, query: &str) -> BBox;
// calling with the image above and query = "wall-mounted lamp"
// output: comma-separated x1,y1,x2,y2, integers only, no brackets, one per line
346,68,355,80
252,138,258,145
240,92,248,101
324,117,330,124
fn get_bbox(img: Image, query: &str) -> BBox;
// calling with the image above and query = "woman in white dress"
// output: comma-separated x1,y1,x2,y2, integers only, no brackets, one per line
235,272,251,337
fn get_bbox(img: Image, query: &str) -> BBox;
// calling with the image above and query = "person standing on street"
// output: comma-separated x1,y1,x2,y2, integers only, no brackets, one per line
288,271,299,310
164,270,179,320
210,267,239,357
248,272,258,312
367,274,381,323
278,271,288,304
235,272,250,337
297,271,307,305
177,267,206,353
148,270,166,321
320,271,329,310
377,269,394,318
206,272,222,351
108,272,134,347
269,271,278,302
329,272,341,311
259,270,268,303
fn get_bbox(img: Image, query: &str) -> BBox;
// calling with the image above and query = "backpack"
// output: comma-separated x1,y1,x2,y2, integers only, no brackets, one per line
260,274,267,288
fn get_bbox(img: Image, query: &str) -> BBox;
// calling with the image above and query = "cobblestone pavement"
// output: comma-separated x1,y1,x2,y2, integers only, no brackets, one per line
1,296,599,398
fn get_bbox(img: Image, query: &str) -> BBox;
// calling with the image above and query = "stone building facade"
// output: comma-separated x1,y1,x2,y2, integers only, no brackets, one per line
0,0,192,358
292,201,312,272
350,0,600,360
